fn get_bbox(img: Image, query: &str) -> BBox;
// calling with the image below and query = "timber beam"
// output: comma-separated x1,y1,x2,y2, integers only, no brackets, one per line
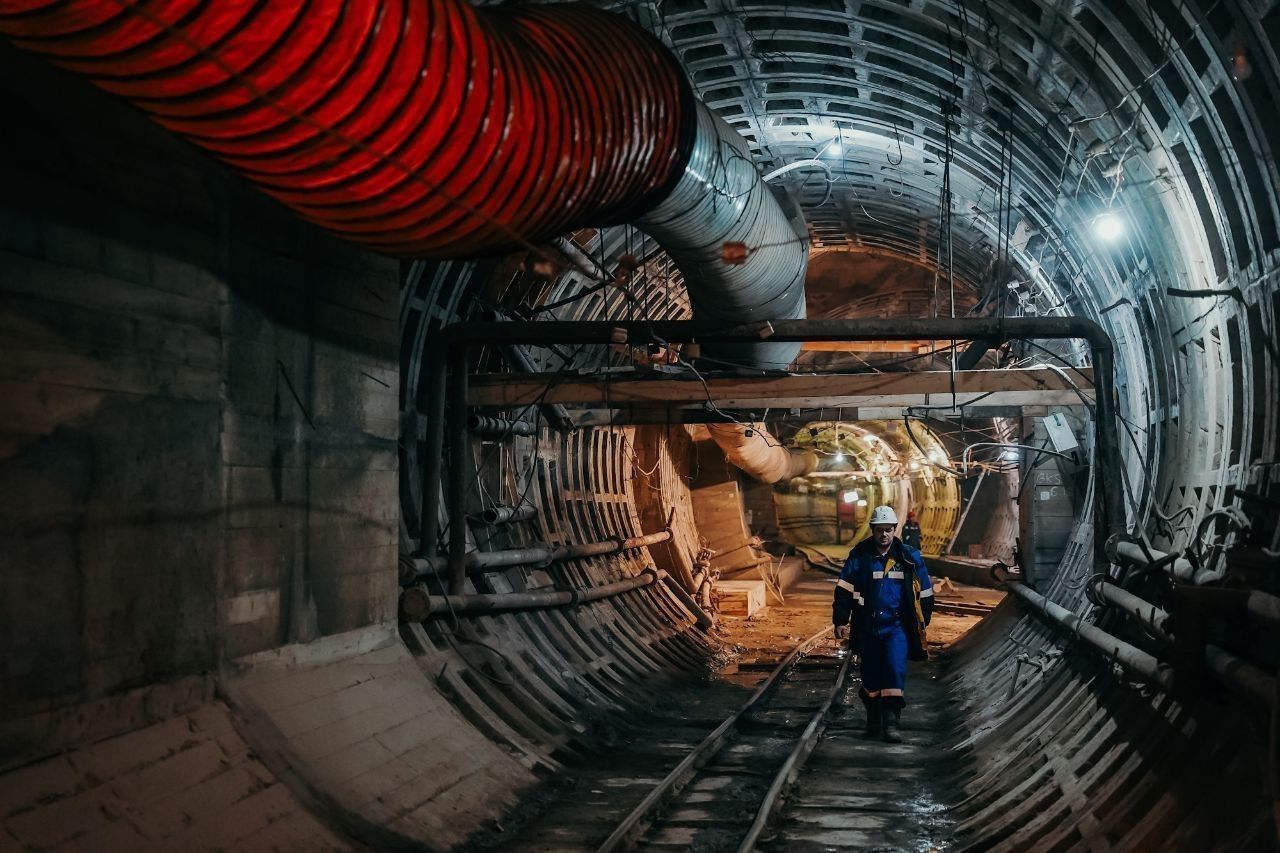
467,367,1095,410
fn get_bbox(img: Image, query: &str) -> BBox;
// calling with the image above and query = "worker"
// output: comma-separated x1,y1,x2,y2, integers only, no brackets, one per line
832,505,933,743
902,510,923,550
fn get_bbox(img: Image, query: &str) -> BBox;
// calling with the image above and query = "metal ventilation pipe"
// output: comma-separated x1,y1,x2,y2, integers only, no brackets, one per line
1,0,808,369
0,0,693,257
706,423,817,483
638,103,809,371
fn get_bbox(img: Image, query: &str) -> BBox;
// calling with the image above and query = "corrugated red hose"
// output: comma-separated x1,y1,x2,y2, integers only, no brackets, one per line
0,0,694,257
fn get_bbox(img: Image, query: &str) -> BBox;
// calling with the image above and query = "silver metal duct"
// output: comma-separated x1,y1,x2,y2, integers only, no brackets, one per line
705,423,818,483
638,102,809,371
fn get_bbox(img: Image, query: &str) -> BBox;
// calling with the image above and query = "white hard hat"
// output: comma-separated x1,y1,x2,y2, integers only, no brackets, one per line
869,505,899,526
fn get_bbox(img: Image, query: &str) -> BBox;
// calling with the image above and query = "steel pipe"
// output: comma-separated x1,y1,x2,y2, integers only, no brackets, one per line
1009,582,1174,691
1109,537,1214,584
637,102,808,370
484,314,576,433
481,504,537,525
401,568,665,621
468,415,537,438
1090,579,1174,644
413,530,673,581
1110,539,1280,627
1205,645,1278,708
666,575,715,630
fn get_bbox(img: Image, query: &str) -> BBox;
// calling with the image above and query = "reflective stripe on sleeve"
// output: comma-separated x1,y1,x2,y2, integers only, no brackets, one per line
919,588,934,598
836,578,856,593
880,688,904,697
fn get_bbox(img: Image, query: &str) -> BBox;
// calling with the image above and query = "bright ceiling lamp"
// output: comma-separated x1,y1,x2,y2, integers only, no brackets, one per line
833,451,846,463
1094,211,1124,241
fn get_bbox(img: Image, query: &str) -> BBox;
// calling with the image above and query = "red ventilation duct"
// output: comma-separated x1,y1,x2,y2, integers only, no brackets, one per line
0,0,694,257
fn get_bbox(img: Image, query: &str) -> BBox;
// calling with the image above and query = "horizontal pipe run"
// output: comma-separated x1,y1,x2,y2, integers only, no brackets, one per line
467,415,537,438
1110,539,1211,584
1009,582,1174,691
1016,583,1278,708
411,530,673,579
1091,579,1173,644
1205,645,1278,708
438,317,1113,348
402,569,665,620
481,504,537,525
1111,542,1280,627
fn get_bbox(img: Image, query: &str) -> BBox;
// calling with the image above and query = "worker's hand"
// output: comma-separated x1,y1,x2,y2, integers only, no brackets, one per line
834,625,850,640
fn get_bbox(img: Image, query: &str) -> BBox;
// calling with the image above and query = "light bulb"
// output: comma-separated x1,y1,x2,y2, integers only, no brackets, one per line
1094,212,1124,241
833,451,845,463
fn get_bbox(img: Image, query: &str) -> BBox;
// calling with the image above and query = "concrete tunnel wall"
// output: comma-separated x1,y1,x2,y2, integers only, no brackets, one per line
0,6,1278,852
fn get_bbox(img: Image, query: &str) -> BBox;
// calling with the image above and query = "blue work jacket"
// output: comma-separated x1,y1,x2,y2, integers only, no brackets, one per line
832,537,934,661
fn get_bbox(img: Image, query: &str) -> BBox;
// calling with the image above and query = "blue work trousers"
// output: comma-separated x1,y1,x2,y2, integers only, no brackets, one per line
859,619,908,709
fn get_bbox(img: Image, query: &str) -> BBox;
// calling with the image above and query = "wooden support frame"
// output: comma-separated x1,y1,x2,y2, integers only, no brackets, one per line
467,367,1094,410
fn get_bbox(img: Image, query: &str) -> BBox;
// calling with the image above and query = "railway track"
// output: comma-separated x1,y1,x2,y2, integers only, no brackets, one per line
595,627,853,852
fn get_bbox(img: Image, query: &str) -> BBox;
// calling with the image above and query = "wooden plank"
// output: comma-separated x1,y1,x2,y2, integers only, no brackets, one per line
468,367,1094,410
717,580,766,617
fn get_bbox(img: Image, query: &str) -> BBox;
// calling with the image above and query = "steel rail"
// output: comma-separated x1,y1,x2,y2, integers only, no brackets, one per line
595,626,833,853
737,648,855,852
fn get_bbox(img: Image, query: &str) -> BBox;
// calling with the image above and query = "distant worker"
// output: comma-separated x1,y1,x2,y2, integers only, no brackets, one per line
901,510,922,550
832,505,933,743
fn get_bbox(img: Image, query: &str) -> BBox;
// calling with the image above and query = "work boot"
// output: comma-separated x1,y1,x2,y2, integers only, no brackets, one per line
863,701,881,738
882,706,903,743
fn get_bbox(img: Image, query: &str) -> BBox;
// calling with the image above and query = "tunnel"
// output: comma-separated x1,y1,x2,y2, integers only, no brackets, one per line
0,0,1277,849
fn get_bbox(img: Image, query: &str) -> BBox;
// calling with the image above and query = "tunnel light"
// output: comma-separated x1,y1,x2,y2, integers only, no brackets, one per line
1094,212,1124,241
909,460,919,470
824,140,842,157
842,490,858,504
928,450,944,463
833,451,845,463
